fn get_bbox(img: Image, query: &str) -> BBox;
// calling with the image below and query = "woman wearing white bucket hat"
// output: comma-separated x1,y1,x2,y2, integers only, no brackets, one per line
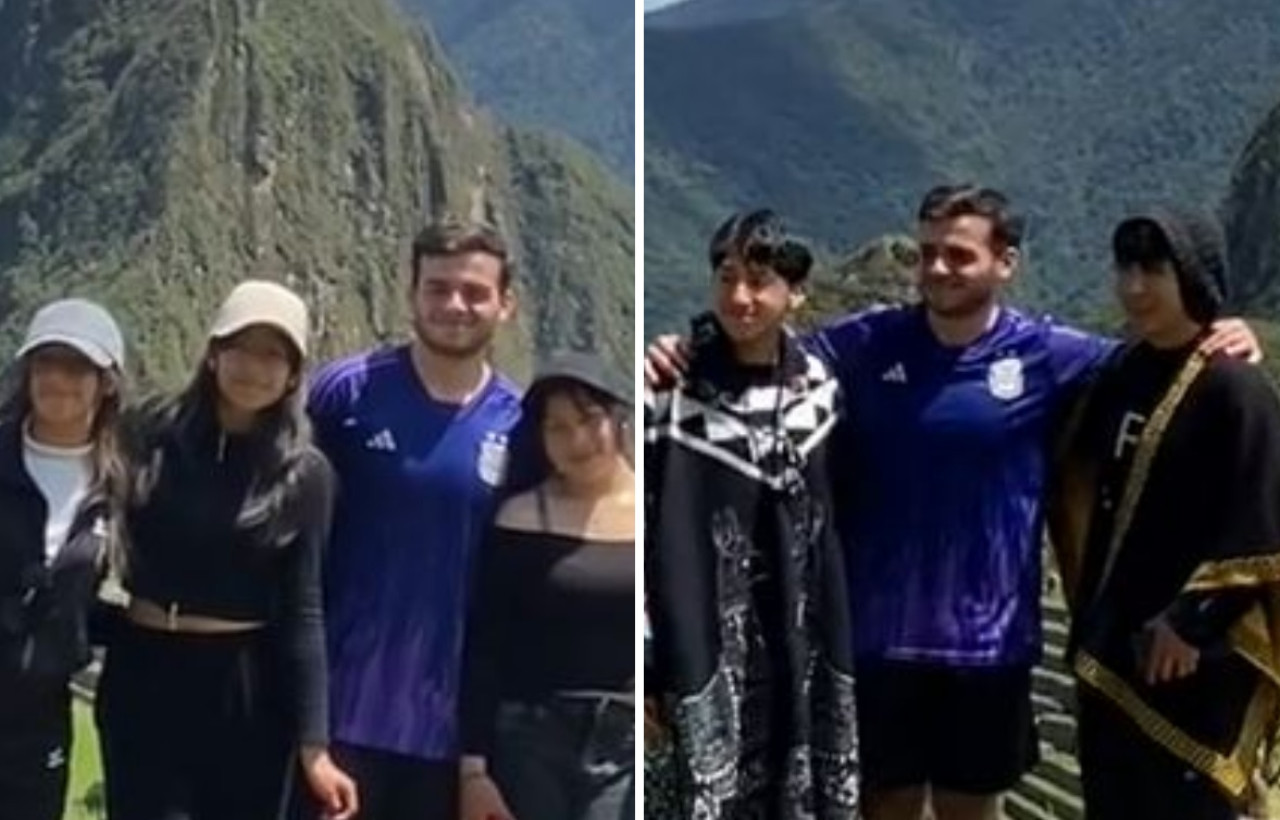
0,298,127,820
95,280,358,820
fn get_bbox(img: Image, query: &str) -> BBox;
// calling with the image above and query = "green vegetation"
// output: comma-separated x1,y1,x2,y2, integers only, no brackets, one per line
643,0,1280,335
503,128,636,375
0,0,634,390
798,233,1280,388
405,0,634,179
65,701,103,820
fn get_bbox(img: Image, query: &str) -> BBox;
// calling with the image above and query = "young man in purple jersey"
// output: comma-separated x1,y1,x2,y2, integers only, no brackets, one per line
303,219,523,820
645,185,1260,820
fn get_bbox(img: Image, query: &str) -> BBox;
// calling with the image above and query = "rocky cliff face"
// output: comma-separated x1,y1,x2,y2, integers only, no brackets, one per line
403,0,634,179
0,0,633,387
1226,99,1280,318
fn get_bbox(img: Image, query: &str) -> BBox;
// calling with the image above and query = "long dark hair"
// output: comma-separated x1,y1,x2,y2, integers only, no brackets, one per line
501,378,632,502
129,338,313,548
0,358,129,569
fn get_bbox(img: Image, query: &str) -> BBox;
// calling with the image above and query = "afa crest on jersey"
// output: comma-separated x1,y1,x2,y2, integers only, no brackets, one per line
477,432,509,487
987,356,1025,401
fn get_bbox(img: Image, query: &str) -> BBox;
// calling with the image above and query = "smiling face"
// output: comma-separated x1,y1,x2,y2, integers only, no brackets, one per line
539,385,623,488
410,251,514,360
209,324,299,415
916,214,1015,319
1110,216,1208,346
1115,260,1198,344
26,344,109,433
712,254,794,347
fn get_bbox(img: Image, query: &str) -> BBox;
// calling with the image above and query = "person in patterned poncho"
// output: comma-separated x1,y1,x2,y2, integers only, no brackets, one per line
644,209,860,820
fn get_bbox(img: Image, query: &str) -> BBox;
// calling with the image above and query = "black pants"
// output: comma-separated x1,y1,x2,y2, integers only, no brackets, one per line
1077,689,1237,820
289,741,457,820
0,683,71,820
490,697,634,820
96,623,292,820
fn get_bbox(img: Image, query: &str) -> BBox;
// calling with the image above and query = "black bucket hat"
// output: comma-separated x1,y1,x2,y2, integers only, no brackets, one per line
522,350,632,409
503,350,632,496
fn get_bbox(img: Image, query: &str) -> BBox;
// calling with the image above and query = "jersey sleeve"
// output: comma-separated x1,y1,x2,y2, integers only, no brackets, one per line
1043,319,1120,392
804,307,888,386
306,361,350,456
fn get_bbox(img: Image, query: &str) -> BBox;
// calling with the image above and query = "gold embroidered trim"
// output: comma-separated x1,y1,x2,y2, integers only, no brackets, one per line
1236,679,1277,782
1075,650,1253,796
1231,609,1278,684
1187,556,1280,591
1071,351,1280,796
1092,352,1207,600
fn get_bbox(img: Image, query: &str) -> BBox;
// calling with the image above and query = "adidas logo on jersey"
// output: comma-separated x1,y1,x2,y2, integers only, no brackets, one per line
881,363,908,383
364,429,398,452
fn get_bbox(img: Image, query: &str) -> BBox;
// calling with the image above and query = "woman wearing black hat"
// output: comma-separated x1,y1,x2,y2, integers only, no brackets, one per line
95,281,357,820
0,298,127,820
458,351,635,820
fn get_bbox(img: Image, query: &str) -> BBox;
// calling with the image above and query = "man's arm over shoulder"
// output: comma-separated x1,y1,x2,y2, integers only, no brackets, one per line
643,383,674,436
1039,317,1121,393
803,305,899,382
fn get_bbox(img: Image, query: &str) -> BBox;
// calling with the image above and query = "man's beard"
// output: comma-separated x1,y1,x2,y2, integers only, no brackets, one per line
414,319,494,360
919,280,997,319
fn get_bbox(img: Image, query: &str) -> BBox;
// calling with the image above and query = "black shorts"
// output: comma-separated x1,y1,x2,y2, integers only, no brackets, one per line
855,659,1038,795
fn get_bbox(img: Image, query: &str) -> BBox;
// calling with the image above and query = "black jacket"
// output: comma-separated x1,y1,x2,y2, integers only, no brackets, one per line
0,420,111,700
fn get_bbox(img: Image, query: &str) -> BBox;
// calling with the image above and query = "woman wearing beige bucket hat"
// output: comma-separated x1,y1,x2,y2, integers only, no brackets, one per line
0,298,128,820
94,280,358,820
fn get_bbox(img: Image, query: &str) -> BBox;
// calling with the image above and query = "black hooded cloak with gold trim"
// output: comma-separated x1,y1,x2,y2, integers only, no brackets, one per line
1048,210,1280,801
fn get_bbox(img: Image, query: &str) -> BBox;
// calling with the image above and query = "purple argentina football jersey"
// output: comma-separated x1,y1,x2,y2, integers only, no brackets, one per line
812,306,1115,666
308,346,521,759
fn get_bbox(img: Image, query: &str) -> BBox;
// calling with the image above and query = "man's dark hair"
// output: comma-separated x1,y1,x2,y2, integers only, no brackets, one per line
917,184,1024,251
1112,218,1176,272
411,217,513,290
708,209,813,285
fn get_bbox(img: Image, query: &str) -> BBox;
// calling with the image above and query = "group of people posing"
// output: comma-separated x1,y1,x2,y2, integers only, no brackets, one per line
0,218,635,820
644,185,1280,820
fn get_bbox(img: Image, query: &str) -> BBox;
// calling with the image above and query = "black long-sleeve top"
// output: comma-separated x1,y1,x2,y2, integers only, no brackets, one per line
123,405,333,745
461,528,634,757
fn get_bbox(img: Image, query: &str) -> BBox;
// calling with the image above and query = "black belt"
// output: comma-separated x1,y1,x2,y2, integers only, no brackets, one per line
556,689,635,709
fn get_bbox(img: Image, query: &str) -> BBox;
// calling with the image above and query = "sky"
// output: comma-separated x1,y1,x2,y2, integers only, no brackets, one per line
644,0,685,10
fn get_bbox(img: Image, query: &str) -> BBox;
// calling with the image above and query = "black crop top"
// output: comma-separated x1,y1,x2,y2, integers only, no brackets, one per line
124,409,333,744
461,526,635,756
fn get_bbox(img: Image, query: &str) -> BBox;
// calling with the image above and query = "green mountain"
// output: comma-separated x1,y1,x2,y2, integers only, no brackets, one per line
1227,98,1280,317
1224,98,1280,386
0,0,634,390
404,0,634,179
644,0,1280,332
